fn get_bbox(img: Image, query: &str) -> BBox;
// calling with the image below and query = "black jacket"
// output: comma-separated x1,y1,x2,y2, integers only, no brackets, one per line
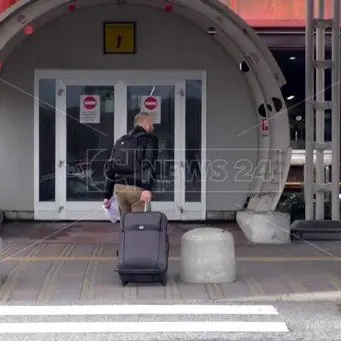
103,126,159,199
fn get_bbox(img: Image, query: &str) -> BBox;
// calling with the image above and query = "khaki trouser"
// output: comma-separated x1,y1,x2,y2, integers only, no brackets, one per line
114,184,145,216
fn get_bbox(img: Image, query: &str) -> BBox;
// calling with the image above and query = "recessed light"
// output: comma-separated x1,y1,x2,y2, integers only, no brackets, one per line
287,95,295,100
289,56,296,60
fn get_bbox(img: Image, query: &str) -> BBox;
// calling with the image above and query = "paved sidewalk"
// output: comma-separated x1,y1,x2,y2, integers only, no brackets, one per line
1,222,341,304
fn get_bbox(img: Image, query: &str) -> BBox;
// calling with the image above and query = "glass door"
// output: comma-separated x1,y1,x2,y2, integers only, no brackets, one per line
125,81,182,220
36,71,206,221
55,80,115,220
181,80,205,220
34,79,58,220
124,77,205,220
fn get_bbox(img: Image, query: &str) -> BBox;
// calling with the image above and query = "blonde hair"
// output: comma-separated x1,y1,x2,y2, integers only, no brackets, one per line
134,112,151,127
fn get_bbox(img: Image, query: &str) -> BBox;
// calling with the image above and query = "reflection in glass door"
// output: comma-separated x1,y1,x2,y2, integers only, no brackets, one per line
56,81,115,220
35,79,57,220
182,80,205,220
66,86,114,201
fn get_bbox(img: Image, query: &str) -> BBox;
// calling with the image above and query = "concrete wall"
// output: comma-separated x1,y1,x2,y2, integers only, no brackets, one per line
0,4,258,216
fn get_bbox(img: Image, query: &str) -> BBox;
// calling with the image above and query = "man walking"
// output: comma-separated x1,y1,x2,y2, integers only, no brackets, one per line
103,112,158,215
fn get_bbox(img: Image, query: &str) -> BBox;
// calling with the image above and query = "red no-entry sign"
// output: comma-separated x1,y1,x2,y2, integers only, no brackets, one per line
83,96,97,110
144,96,158,111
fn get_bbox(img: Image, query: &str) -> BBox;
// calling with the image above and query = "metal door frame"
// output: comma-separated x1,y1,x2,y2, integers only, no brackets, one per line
34,69,206,220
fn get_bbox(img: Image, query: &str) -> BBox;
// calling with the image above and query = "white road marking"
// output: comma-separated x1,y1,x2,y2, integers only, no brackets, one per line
0,321,289,334
0,304,278,316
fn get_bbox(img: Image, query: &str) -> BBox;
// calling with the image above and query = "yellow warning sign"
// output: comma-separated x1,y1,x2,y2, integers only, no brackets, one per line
103,22,136,54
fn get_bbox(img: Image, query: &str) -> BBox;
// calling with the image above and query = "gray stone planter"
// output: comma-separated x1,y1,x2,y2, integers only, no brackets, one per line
0,210,4,234
236,210,291,244
0,210,4,282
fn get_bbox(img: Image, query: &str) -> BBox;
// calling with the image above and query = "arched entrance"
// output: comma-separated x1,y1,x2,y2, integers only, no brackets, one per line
0,0,290,240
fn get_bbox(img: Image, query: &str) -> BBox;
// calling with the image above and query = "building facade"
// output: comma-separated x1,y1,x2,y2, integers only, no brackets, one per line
0,0,304,223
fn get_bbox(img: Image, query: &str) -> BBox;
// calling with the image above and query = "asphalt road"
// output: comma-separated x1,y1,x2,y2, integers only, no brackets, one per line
0,301,340,340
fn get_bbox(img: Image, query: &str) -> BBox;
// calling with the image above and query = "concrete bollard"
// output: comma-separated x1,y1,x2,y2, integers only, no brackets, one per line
180,227,236,284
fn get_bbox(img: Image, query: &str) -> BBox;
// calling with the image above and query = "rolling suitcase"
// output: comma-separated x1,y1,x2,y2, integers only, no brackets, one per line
115,204,169,286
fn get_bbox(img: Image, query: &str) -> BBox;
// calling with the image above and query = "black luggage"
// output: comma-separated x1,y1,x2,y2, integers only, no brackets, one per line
115,206,169,286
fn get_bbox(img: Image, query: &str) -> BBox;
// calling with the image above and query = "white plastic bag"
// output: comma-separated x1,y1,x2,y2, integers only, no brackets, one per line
103,197,120,223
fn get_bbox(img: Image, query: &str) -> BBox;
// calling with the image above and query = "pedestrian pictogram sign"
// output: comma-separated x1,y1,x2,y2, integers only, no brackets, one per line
103,22,136,54
141,95,161,124
80,95,100,124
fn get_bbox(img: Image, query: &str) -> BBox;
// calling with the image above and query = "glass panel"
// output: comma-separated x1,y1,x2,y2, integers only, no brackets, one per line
66,86,114,201
127,86,175,202
270,49,332,149
185,80,202,202
39,79,56,202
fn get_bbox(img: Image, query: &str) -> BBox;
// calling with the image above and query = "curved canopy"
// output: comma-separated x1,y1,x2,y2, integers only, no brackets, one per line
0,0,291,211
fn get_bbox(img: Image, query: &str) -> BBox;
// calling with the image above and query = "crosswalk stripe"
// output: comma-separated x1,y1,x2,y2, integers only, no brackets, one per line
0,304,279,316
0,321,289,334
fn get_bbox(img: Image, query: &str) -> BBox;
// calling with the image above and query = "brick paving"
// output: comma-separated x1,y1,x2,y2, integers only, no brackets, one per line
1,221,341,303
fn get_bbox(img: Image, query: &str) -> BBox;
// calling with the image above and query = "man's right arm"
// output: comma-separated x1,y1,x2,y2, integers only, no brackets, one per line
141,135,158,191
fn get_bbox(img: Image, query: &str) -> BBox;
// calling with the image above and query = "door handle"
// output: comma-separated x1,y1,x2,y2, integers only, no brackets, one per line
58,160,65,167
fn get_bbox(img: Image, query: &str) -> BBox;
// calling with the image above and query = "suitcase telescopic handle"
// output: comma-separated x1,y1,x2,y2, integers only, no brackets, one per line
144,202,151,212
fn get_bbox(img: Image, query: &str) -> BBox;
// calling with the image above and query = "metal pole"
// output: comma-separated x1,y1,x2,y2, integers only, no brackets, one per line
331,0,340,220
325,165,330,202
305,0,314,220
315,0,325,219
